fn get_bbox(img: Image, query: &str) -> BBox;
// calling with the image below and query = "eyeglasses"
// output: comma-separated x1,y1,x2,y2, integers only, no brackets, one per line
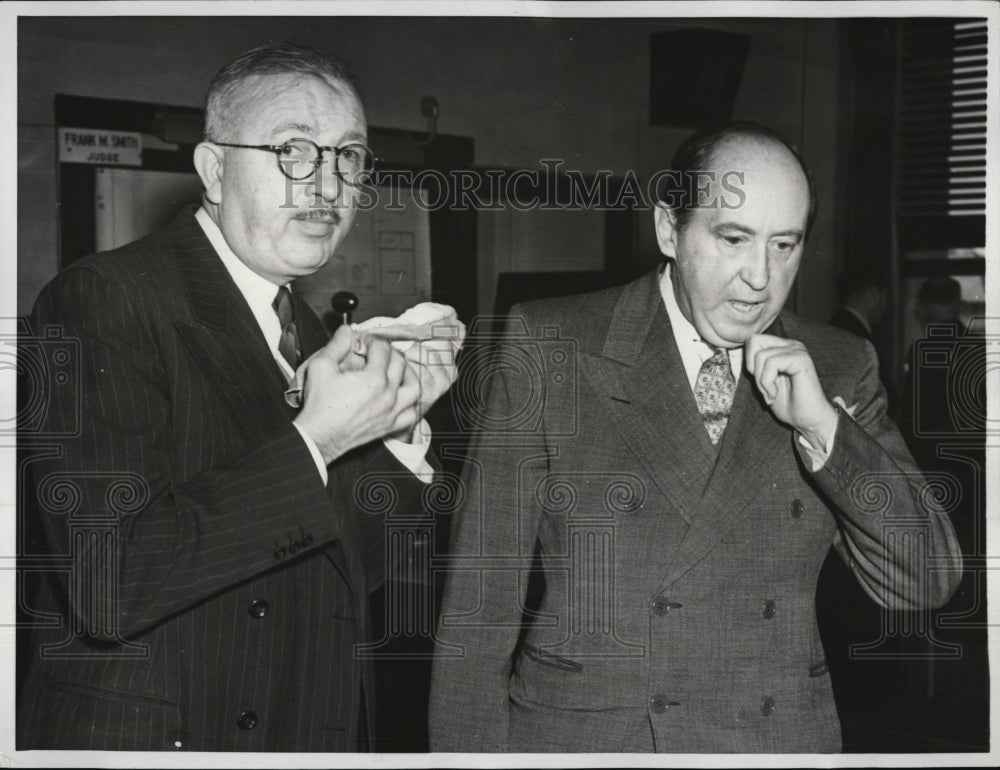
213,137,377,184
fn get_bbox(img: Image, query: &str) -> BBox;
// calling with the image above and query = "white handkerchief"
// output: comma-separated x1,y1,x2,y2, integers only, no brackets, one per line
351,302,463,356
284,302,465,408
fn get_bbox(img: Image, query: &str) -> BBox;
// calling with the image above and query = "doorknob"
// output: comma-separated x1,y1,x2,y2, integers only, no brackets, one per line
331,291,359,326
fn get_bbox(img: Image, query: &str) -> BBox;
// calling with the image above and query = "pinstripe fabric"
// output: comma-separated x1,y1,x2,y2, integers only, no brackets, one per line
429,269,963,753
17,208,426,751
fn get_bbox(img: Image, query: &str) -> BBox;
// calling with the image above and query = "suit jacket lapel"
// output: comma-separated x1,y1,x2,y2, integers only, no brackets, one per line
655,314,795,591
580,271,714,525
167,210,295,438
165,209,352,575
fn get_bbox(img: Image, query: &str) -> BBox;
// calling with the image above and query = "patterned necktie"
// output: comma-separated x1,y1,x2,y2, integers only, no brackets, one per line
694,345,736,445
272,285,301,370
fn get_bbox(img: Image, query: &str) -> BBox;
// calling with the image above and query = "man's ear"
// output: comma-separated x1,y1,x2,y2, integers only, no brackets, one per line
654,203,679,259
193,142,224,204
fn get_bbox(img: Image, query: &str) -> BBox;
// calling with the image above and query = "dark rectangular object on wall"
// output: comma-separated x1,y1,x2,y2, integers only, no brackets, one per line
650,29,751,127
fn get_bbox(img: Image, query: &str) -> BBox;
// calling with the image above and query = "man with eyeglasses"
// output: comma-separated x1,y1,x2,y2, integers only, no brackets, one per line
18,42,461,752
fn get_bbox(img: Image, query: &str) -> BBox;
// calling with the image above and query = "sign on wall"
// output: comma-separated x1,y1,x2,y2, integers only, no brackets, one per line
58,127,142,166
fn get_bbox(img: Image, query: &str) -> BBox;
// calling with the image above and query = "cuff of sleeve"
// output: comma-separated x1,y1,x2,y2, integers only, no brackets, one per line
796,408,841,472
383,419,434,483
292,422,329,486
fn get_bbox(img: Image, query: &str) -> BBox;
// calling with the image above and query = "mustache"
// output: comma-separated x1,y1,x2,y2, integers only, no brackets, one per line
293,208,342,224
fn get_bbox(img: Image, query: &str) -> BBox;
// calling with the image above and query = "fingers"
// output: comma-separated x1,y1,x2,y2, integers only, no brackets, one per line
298,310,462,453
384,346,409,392
364,340,418,428
364,336,391,373
322,323,356,365
746,334,810,402
744,333,785,376
380,361,420,437
756,349,796,403
392,405,420,436
364,338,412,392
397,361,422,410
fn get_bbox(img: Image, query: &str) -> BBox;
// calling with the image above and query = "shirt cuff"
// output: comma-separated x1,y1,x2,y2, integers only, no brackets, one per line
795,409,842,473
292,422,329,486
796,397,860,471
383,419,434,483
796,429,835,472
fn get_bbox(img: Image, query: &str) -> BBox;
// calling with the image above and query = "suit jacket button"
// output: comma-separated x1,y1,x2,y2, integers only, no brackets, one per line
237,710,258,730
762,600,777,619
169,729,188,748
809,660,830,677
650,597,682,616
248,599,269,619
649,694,668,714
760,696,775,716
790,499,804,518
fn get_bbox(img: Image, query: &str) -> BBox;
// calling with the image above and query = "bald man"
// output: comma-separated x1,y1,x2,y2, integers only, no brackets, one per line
428,122,961,753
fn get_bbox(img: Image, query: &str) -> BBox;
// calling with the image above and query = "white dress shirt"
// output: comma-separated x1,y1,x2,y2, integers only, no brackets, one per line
194,207,433,484
659,263,744,389
658,263,836,469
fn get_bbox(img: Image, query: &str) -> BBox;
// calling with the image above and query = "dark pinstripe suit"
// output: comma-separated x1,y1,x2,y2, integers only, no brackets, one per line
18,208,427,751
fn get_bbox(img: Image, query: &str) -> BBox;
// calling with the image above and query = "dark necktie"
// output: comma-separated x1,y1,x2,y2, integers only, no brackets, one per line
694,345,735,445
272,285,301,370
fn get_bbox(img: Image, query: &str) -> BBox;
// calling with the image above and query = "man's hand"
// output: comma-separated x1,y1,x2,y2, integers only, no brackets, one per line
360,307,465,443
293,324,420,464
401,312,464,415
745,333,839,451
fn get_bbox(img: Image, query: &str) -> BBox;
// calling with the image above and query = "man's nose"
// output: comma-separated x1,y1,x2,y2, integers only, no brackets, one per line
310,163,344,203
739,242,770,291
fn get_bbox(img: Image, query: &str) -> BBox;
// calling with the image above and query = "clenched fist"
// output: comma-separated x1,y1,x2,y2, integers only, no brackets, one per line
745,333,839,451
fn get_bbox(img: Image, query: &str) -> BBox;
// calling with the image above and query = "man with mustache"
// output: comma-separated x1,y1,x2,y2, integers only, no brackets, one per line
19,42,461,752
429,122,961,752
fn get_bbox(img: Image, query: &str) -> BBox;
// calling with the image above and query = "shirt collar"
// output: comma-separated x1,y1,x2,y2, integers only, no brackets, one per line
659,262,743,390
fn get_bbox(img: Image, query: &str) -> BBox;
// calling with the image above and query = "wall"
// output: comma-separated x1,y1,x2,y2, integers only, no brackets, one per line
17,15,842,320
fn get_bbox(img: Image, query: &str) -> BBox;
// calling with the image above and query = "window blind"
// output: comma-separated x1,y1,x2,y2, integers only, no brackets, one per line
897,18,987,250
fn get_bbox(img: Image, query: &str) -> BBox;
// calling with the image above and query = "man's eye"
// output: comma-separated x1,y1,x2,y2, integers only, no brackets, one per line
772,241,797,252
722,235,746,246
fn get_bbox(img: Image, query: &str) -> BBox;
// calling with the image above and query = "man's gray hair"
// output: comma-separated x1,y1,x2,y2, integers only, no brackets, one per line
204,41,357,142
